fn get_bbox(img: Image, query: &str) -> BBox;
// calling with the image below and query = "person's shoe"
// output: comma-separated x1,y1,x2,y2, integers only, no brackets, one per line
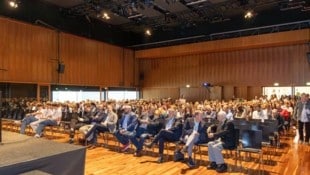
134,150,142,157
187,157,196,168
207,161,217,170
157,155,164,163
121,143,130,152
87,144,97,150
34,134,40,138
68,139,74,144
144,142,154,148
216,163,228,173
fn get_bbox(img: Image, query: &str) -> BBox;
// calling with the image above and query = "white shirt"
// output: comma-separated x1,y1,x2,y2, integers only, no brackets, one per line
165,118,175,130
122,114,130,129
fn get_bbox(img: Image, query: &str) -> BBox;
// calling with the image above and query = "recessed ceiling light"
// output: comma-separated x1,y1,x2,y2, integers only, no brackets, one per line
8,0,18,8
274,82,279,86
186,84,190,88
145,29,152,36
102,12,110,20
244,10,254,19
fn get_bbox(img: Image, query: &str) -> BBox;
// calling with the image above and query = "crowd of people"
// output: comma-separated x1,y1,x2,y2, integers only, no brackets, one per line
1,93,309,173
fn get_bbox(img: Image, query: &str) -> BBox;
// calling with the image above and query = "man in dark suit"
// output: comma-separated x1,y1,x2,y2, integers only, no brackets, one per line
206,110,236,173
114,105,138,152
181,110,208,168
144,106,183,163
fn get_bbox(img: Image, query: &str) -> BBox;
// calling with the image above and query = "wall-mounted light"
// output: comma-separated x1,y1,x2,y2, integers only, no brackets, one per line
273,82,279,86
186,84,190,88
306,82,310,86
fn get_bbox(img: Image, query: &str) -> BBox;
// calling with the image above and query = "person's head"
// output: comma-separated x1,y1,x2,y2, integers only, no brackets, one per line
167,106,176,118
301,93,309,103
194,110,203,122
107,104,113,113
217,111,227,122
123,105,132,114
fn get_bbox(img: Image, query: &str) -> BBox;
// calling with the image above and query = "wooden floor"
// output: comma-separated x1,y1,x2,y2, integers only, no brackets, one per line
53,131,309,175
2,122,310,175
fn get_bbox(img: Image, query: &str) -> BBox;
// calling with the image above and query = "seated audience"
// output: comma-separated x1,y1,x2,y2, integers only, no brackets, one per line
114,105,138,152
181,110,208,168
206,111,236,173
144,106,183,163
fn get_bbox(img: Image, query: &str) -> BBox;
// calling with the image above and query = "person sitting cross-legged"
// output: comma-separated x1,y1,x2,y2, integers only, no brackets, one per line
84,104,118,147
181,109,208,168
206,110,236,173
144,106,183,163
114,105,138,152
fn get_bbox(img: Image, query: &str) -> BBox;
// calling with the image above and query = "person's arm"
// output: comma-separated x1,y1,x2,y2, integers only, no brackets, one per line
213,122,234,138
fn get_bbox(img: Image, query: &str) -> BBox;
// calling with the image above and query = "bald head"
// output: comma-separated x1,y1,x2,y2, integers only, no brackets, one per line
217,111,227,122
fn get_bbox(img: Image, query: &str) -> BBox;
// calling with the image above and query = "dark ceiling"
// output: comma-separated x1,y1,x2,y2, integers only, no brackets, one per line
0,0,309,49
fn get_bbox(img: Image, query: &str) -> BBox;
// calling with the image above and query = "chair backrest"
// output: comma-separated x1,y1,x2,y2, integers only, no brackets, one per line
234,128,240,148
260,124,276,143
240,129,262,149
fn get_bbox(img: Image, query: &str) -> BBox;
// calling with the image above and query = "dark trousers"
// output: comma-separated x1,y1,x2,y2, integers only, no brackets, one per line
85,124,110,144
298,120,310,142
130,127,146,151
69,119,86,139
153,129,179,154
114,130,136,145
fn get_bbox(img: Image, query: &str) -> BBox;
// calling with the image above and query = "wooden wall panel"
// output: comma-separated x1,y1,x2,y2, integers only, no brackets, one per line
142,88,179,100
180,87,209,102
234,86,248,100
139,44,310,100
223,86,235,101
0,18,56,83
0,17,136,88
136,29,309,59
123,49,135,87
247,86,262,100
59,33,135,87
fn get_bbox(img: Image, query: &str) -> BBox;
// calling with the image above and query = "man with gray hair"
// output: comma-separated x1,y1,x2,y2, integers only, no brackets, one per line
293,93,310,144
206,110,236,173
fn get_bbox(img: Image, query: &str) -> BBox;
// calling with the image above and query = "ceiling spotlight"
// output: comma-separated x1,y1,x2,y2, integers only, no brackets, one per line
145,29,152,36
186,84,190,88
8,0,18,8
273,82,279,86
102,12,110,20
244,10,254,19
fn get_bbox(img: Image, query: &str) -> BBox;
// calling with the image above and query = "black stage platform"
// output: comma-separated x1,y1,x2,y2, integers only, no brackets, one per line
0,131,86,175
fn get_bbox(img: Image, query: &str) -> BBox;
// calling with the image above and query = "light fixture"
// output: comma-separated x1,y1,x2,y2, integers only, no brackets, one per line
244,10,254,19
102,12,110,20
145,29,152,36
274,82,279,86
306,82,310,86
186,84,190,88
8,0,18,8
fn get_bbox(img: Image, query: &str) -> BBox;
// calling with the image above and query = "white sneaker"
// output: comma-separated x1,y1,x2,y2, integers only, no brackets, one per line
34,134,41,138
